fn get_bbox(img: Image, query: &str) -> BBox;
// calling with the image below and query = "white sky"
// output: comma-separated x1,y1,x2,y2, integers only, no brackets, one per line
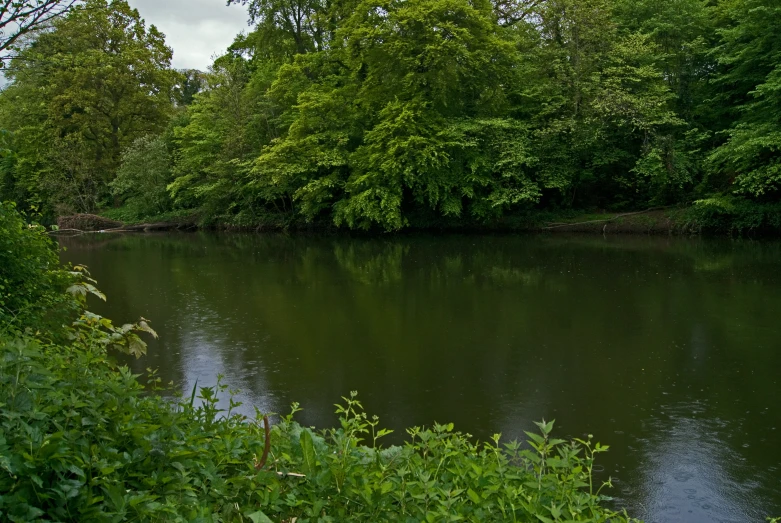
127,0,250,71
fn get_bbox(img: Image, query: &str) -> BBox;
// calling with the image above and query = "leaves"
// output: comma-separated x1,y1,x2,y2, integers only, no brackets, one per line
300,428,317,476
1,0,780,229
0,0,178,215
247,510,274,523
110,136,173,218
0,338,637,522
0,202,81,333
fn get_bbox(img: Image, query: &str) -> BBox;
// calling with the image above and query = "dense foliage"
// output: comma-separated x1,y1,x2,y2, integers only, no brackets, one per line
0,0,177,216
0,337,634,522
0,0,780,230
0,201,76,332
0,204,634,521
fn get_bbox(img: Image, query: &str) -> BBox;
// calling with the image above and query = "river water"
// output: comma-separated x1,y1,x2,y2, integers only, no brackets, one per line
60,232,781,522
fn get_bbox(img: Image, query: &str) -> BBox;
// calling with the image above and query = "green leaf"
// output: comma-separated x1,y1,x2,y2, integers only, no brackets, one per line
300,429,316,476
247,510,274,523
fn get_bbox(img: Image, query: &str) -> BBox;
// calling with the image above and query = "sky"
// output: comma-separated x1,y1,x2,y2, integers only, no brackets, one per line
127,0,250,71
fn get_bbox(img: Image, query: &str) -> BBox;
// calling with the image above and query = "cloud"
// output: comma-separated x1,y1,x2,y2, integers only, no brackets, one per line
127,0,249,71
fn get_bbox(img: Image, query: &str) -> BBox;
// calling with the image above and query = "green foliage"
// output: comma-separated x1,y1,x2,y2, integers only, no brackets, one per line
0,333,636,522
110,136,173,218
686,196,781,235
0,0,177,216
0,202,77,332
707,0,781,198
100,206,195,226
174,69,208,107
180,0,720,229
3,0,781,232
227,0,334,57
169,55,279,226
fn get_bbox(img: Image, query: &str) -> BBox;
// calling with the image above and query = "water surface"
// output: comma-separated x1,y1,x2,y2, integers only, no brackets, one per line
60,233,781,522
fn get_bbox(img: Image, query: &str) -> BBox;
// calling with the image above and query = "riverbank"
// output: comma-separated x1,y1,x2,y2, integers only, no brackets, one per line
63,198,781,237
3,201,639,522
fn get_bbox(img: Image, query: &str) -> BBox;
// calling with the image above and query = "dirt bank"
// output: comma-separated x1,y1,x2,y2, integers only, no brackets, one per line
541,209,689,234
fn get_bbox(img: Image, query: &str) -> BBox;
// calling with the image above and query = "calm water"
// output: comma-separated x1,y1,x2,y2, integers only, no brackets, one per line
60,232,781,522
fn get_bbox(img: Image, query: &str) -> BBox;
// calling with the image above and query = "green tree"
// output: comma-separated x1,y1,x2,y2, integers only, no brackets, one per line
174,69,208,106
516,0,684,208
169,53,282,225
160,0,778,230
228,0,347,56
0,0,177,215
253,0,545,230
707,0,781,198
110,136,172,217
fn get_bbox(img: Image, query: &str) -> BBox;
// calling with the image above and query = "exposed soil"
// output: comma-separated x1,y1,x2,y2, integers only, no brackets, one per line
541,209,687,234
57,214,124,231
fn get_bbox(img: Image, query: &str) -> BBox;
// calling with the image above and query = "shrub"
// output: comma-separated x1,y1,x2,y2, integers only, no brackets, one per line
0,326,636,522
686,195,781,235
0,201,77,333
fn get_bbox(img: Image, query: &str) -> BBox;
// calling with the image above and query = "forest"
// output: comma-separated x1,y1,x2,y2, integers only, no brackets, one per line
0,0,780,232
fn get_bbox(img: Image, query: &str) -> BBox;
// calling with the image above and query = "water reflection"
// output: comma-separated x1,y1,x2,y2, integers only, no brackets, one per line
59,233,781,522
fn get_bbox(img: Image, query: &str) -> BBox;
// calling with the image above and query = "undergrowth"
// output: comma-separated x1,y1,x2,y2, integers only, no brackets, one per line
0,332,636,522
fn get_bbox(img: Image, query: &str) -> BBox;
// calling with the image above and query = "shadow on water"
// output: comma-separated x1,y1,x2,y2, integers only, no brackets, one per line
59,232,781,522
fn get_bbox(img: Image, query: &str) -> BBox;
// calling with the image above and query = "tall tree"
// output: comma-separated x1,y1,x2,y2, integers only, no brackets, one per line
228,0,330,56
707,0,781,198
0,0,178,214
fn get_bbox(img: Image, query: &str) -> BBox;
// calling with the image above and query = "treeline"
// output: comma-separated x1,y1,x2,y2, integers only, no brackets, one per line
0,0,779,231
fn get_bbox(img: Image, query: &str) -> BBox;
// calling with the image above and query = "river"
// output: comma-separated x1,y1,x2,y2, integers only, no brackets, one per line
60,232,781,522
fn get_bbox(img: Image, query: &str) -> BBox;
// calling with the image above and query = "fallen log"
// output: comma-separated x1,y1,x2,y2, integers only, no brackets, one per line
49,221,187,235
541,207,673,230
57,214,123,232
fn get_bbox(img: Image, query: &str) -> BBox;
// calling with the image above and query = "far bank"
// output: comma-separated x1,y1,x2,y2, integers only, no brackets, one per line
53,199,781,238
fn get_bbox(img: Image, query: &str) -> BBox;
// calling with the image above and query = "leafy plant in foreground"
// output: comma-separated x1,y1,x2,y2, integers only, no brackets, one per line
0,330,638,523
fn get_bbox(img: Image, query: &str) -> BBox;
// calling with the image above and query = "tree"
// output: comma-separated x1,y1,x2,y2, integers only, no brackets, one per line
122,0,781,228
0,0,178,215
0,0,77,64
168,52,283,225
247,0,542,230
707,0,781,198
228,0,330,55
110,135,172,217
174,69,208,106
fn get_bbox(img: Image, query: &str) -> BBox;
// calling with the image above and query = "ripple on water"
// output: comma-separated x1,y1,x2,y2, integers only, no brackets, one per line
623,406,770,523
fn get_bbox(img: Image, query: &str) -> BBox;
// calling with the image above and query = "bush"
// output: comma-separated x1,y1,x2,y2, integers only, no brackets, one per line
0,201,78,333
0,326,636,522
685,195,781,235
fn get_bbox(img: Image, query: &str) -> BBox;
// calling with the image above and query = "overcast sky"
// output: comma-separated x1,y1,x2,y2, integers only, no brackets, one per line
127,0,250,71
